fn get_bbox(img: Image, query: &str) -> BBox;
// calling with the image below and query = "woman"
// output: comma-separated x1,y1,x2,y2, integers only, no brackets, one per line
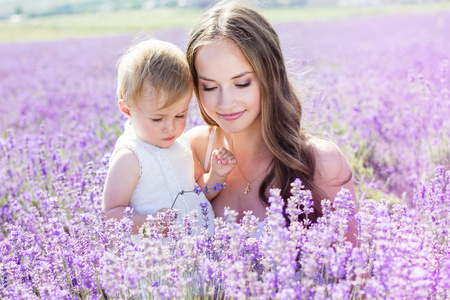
185,0,358,245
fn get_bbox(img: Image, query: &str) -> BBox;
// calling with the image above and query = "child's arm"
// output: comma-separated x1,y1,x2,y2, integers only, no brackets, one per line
197,147,237,200
102,149,168,234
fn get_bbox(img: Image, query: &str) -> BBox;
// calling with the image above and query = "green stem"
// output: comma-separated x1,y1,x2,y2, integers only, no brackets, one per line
171,190,194,209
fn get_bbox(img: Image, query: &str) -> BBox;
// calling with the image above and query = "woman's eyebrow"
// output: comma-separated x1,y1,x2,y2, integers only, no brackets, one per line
231,71,253,79
198,71,253,81
198,75,215,81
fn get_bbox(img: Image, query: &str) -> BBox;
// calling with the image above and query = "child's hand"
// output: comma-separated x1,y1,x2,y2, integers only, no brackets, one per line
154,208,176,237
155,207,171,215
211,147,237,178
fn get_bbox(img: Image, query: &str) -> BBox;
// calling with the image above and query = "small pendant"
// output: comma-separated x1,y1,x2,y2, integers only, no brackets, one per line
244,182,250,195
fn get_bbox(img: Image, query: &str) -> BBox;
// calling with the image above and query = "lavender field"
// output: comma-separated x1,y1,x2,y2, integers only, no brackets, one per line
1,9,449,299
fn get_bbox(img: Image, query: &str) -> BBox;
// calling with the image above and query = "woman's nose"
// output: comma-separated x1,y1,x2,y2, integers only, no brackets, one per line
218,88,236,110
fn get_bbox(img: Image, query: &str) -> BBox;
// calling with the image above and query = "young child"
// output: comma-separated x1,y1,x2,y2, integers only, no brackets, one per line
102,39,236,237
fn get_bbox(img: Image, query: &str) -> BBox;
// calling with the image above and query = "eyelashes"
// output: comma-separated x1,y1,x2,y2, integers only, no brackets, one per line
151,115,185,122
201,81,251,92
236,82,251,88
202,86,217,92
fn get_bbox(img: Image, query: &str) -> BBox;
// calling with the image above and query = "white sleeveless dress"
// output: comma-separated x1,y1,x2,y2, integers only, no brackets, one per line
112,120,215,237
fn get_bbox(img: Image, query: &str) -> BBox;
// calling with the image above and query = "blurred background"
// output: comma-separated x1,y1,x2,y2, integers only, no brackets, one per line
0,0,449,42
1,0,448,15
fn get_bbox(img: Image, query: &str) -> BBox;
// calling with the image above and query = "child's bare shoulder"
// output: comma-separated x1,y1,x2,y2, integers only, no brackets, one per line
110,147,139,169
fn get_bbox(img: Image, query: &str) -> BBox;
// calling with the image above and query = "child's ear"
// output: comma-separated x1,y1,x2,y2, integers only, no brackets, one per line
118,99,131,118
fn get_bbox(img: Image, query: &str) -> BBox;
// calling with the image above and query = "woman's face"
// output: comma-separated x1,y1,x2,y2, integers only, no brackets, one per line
194,39,262,134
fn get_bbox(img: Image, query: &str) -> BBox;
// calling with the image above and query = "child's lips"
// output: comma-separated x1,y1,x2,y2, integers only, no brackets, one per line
163,136,175,141
219,110,245,121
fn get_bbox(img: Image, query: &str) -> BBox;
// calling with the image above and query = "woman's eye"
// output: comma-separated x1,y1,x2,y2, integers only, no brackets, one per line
202,86,217,92
236,82,251,88
176,114,185,119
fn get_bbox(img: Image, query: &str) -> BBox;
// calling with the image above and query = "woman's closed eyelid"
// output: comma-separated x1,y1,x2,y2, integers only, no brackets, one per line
202,86,217,92
236,81,251,88
201,81,251,91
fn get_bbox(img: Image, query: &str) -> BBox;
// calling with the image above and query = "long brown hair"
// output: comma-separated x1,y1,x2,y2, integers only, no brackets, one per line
186,0,324,222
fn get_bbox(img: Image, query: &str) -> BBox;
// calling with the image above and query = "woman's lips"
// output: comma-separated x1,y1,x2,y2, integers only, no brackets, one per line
219,111,245,121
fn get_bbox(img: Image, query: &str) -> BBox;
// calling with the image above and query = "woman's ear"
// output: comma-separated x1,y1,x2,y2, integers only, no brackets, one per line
118,99,131,118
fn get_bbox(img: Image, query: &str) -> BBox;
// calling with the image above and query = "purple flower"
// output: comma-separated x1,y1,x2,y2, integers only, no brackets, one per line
193,185,203,195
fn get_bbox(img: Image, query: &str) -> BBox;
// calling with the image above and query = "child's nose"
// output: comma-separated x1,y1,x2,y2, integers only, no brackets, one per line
164,119,176,133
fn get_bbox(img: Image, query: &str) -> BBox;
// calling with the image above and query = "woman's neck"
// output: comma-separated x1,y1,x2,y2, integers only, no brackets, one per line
223,128,273,165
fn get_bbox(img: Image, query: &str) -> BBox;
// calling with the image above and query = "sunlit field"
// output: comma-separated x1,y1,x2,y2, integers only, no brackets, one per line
1,3,449,299
1,2,450,42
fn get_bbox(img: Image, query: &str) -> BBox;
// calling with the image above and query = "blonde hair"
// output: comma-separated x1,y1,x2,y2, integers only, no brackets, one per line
117,39,192,108
187,0,324,222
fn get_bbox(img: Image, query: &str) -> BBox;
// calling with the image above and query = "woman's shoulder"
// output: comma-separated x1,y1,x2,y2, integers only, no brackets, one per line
307,136,352,184
185,124,212,140
184,125,214,153
307,136,342,157
185,124,218,145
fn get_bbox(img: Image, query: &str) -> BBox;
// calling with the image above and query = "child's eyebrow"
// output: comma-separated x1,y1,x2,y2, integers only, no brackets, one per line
175,108,189,115
152,108,189,116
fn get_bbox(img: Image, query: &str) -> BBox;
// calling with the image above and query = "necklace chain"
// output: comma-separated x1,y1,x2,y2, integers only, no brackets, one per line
231,139,273,195
235,163,269,194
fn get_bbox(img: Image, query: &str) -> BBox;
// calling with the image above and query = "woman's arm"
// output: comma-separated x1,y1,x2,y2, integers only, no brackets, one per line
311,138,358,247
185,125,210,179
102,148,149,234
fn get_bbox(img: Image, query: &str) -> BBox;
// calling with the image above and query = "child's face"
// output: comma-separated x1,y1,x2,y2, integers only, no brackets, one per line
125,86,192,148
